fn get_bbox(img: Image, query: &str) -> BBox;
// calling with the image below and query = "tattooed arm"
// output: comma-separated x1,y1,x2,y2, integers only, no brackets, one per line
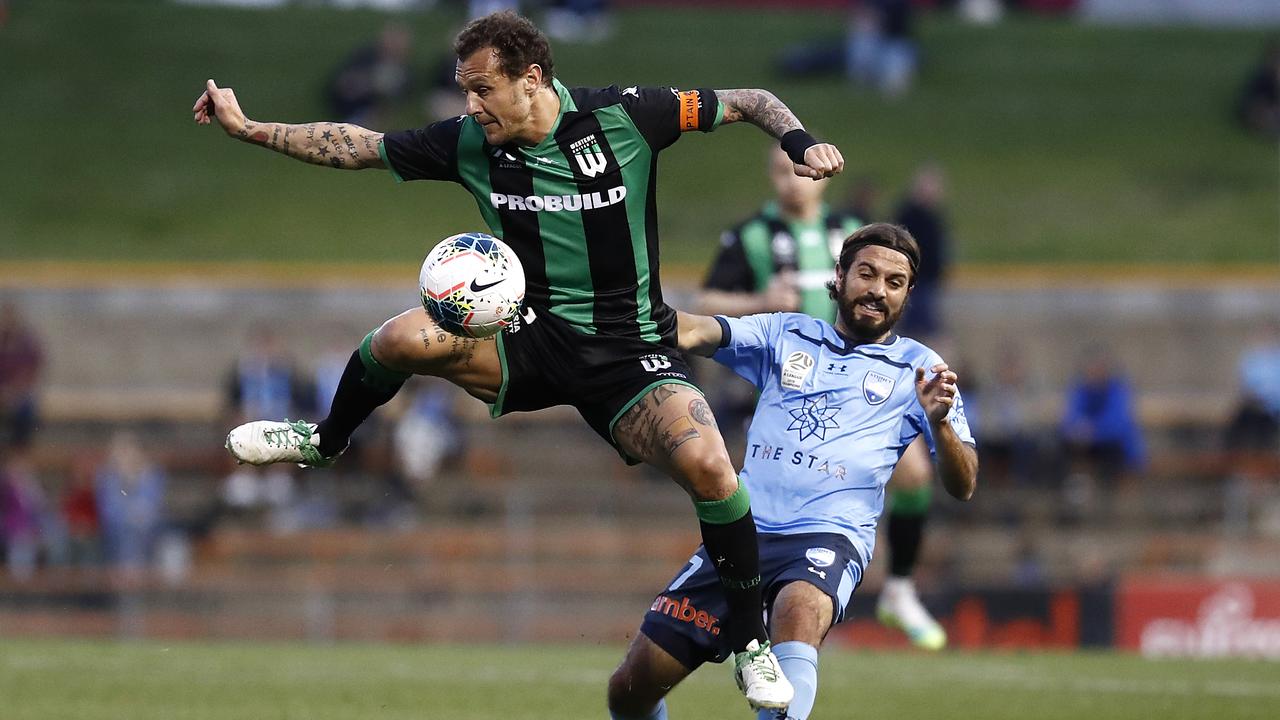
192,79,385,170
715,88,844,179
715,88,803,138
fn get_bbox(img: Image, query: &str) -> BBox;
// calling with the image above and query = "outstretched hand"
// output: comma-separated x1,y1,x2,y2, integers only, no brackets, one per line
915,363,959,424
192,79,248,136
794,143,844,180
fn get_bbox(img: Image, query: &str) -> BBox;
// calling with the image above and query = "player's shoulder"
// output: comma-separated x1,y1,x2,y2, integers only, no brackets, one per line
866,334,940,367
770,312,835,344
566,83,625,112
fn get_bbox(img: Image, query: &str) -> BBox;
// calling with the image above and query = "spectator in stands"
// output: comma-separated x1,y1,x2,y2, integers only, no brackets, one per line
848,0,917,98
60,451,102,567
392,382,463,495
778,0,918,98
222,327,311,523
95,432,167,573
545,0,614,44
1237,39,1280,137
894,163,951,340
973,343,1043,486
327,21,414,128
0,450,46,581
1225,321,1280,451
0,299,44,450
1059,348,1146,483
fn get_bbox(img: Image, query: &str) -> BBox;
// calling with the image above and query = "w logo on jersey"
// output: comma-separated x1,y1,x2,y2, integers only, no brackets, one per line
570,134,608,177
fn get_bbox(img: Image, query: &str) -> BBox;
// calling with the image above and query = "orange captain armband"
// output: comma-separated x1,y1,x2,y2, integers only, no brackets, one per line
677,90,702,132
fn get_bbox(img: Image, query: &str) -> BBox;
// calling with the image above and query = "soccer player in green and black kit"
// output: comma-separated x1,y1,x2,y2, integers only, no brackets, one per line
193,11,843,710
699,148,947,651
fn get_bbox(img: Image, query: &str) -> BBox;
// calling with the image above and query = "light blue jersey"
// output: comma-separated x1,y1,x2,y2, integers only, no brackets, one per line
713,312,975,566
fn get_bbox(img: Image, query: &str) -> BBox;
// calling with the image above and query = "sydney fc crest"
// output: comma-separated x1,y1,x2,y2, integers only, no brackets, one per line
862,370,895,405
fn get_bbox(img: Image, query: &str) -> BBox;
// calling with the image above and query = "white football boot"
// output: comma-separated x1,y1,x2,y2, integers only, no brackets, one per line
733,639,794,712
876,576,947,650
225,419,341,468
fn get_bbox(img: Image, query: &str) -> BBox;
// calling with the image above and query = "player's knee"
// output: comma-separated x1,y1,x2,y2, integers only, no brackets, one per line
606,666,658,719
370,316,424,372
678,445,737,501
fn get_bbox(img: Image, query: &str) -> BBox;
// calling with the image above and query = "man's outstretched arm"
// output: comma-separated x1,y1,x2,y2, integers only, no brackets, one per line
715,88,844,180
192,79,385,170
677,311,725,358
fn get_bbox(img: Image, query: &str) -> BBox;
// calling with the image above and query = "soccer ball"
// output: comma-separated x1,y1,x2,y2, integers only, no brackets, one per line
419,232,525,339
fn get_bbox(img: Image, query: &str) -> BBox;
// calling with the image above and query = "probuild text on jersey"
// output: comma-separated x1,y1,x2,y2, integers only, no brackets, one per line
490,186,626,212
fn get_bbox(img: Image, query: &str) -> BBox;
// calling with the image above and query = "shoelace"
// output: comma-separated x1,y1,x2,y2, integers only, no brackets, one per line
740,642,779,681
263,419,312,448
748,653,779,682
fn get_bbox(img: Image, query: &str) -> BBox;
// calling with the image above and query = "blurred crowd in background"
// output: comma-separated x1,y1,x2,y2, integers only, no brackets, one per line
1,0,1278,590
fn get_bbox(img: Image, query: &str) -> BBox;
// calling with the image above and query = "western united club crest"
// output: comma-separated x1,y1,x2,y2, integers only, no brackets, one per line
862,370,895,405
805,547,836,568
569,134,607,177
781,351,815,390
787,393,841,441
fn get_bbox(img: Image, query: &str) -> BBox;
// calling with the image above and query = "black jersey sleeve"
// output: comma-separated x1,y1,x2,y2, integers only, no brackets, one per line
620,86,722,151
381,116,465,182
703,228,757,292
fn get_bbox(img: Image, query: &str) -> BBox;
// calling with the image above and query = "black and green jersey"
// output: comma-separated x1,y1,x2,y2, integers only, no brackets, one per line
703,202,862,323
381,80,723,346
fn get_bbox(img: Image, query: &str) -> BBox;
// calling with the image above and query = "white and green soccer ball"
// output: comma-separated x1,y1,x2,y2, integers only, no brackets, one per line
419,232,525,339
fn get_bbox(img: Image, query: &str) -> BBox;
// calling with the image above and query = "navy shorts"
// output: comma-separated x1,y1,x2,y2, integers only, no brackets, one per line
640,532,864,669
490,305,697,464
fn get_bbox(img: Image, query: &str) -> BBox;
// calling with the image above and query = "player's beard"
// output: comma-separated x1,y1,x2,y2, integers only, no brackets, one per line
838,292,903,343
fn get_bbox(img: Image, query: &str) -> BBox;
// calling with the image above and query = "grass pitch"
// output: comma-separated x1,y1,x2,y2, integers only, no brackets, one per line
2,638,1277,719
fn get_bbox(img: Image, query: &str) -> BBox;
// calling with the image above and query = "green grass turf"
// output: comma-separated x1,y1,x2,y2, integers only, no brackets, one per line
2,638,1278,719
1,1,1276,269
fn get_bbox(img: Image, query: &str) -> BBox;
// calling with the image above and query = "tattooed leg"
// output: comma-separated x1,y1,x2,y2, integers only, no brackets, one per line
615,383,735,501
368,306,503,402
615,382,770,652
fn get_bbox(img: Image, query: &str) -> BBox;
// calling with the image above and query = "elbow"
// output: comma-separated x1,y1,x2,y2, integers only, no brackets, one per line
947,476,976,502
947,455,979,502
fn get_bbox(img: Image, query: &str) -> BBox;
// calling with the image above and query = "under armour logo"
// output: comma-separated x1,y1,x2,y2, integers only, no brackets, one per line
826,362,847,373
808,566,827,580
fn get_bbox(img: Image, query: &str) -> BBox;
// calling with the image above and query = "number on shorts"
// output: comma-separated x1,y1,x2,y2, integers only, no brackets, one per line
668,553,703,591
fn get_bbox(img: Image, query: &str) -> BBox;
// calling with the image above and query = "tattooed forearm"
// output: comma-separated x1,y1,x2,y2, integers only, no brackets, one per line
237,120,385,169
715,89,803,139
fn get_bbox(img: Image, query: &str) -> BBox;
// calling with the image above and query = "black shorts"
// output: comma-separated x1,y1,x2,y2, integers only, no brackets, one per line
640,532,864,669
490,306,698,463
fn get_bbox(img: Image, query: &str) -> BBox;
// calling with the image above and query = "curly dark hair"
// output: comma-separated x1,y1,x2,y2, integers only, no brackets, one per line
826,223,922,299
453,11,555,86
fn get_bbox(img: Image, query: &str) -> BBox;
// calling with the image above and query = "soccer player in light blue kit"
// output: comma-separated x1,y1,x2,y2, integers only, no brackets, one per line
607,223,978,720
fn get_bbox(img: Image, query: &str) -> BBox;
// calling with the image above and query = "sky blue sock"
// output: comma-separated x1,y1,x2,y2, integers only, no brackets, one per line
757,641,819,720
610,698,667,720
